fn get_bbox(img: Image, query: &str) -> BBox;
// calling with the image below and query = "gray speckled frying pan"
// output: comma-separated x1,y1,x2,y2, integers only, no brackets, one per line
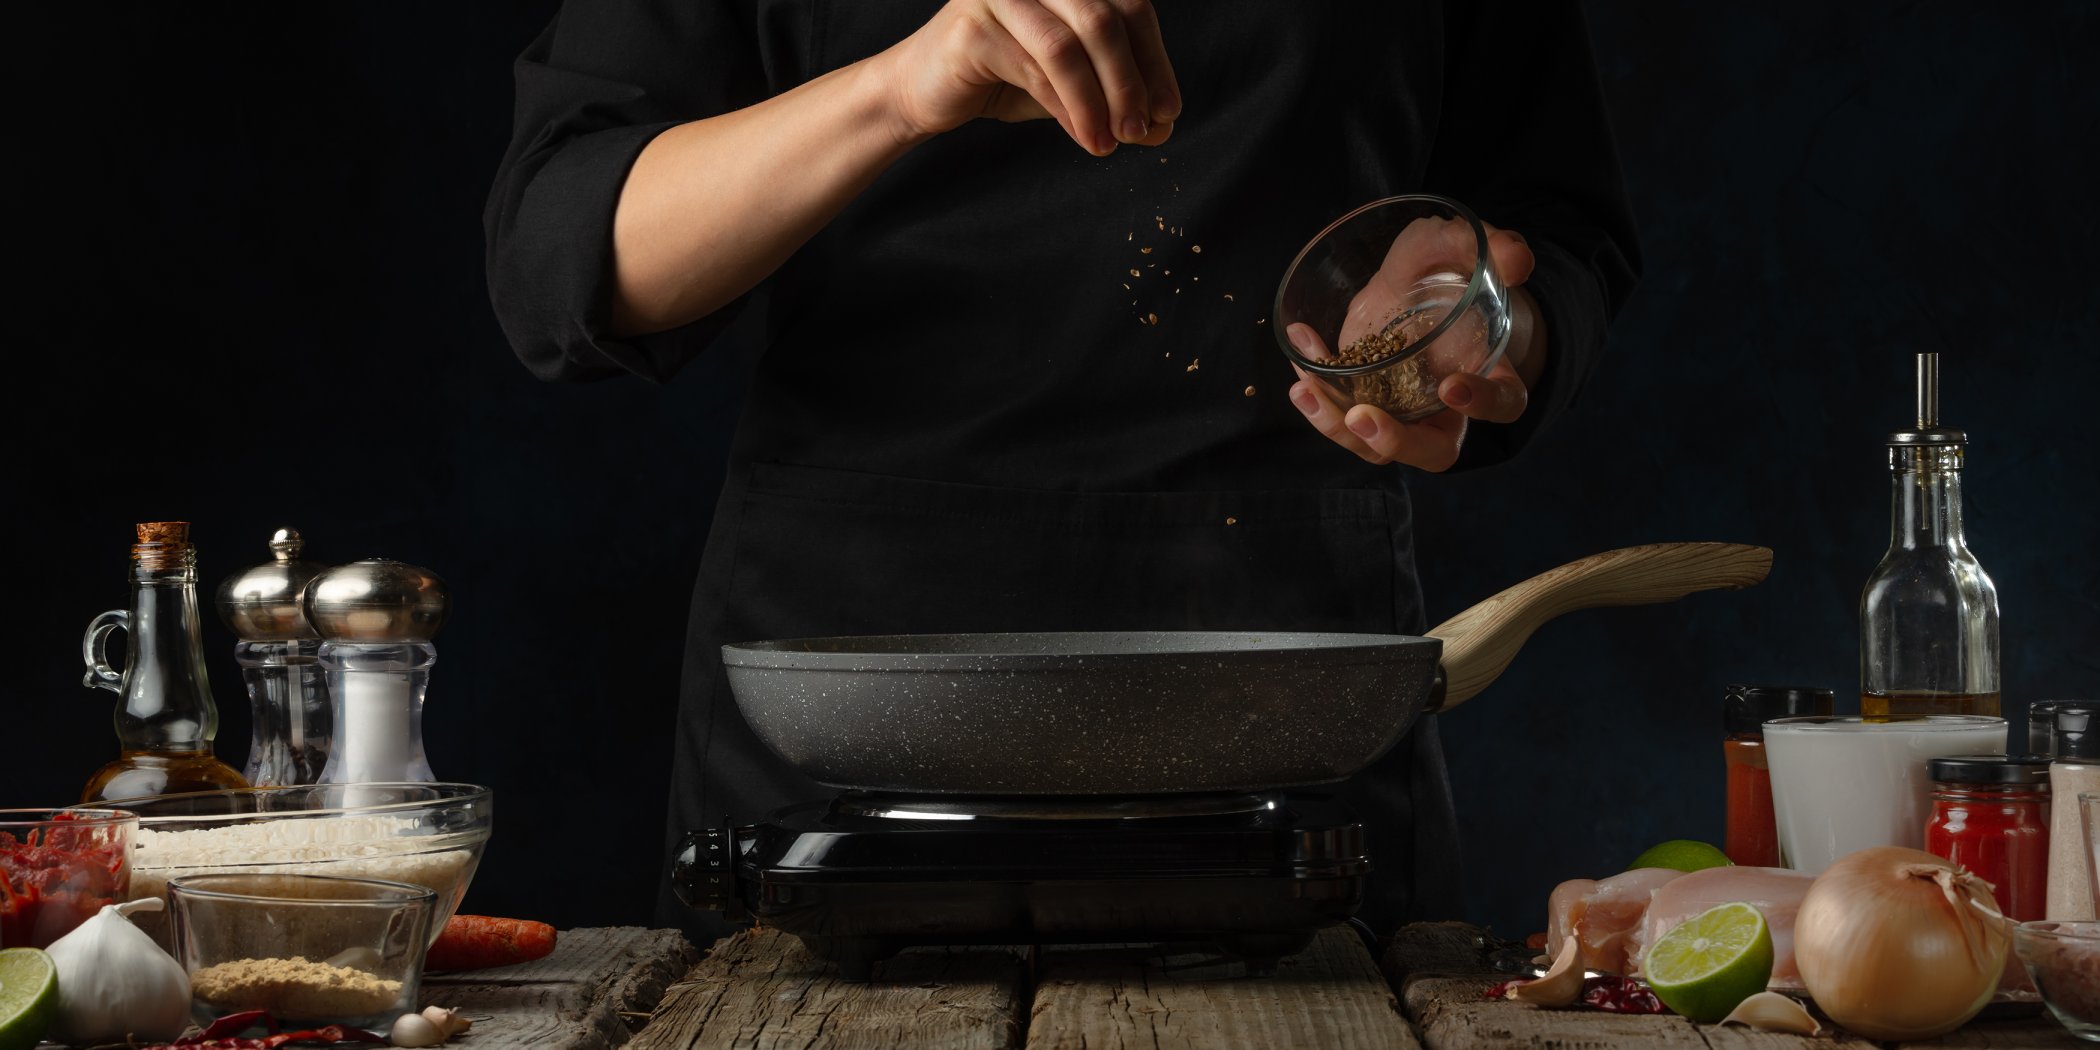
722,542,1772,795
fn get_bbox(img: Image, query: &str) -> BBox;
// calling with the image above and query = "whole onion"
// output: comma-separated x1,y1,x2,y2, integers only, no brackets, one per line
1795,847,2009,1040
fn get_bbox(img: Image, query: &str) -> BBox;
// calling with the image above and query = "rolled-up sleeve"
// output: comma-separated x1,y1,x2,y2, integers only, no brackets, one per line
1425,0,1642,468
485,0,766,383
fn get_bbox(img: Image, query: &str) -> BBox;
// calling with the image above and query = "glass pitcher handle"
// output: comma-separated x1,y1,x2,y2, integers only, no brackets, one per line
82,609,128,693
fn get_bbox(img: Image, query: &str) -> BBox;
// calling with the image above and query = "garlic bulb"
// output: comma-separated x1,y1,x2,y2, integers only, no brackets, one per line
389,1012,446,1047
44,898,192,1044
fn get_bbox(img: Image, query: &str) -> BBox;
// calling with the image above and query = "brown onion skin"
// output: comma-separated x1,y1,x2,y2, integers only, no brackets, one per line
1795,847,2007,1041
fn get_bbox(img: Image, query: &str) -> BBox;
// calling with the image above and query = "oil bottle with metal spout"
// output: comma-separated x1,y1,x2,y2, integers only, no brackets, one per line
1860,353,2001,719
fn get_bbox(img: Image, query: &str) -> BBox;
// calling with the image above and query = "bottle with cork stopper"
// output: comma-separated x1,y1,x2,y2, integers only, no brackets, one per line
1859,352,2001,718
80,522,250,801
216,527,331,786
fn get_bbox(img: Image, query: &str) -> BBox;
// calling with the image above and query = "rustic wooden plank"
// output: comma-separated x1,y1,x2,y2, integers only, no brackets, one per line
1024,927,1419,1050
1891,1017,2088,1049
1382,923,2081,1050
627,928,1025,1050
425,926,698,1049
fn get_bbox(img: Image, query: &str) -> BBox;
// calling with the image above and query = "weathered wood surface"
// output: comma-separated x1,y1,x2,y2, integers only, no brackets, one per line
1382,922,2082,1050
429,926,698,1049
626,929,1027,1050
1025,927,1420,1050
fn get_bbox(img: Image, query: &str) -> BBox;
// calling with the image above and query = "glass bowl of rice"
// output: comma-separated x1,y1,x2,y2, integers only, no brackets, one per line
86,783,490,950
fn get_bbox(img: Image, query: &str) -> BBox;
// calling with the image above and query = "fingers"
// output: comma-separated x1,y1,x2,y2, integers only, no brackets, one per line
1289,367,1470,471
1438,356,1529,424
1482,224,1536,286
988,0,1176,155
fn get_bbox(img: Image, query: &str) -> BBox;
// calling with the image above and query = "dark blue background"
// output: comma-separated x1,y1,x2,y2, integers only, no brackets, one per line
8,4,2097,940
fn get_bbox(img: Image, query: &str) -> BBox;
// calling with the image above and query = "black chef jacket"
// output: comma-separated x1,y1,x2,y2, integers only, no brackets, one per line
486,0,1639,941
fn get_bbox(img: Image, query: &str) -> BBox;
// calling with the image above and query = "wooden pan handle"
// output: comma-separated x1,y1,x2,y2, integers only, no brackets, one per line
1427,542,1773,711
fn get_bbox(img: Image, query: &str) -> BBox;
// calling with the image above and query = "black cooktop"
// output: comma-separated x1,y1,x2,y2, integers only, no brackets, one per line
675,792,1368,979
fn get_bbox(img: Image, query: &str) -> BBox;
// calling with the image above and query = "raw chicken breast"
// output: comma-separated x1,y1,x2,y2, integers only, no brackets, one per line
1632,866,1813,989
1544,868,1686,974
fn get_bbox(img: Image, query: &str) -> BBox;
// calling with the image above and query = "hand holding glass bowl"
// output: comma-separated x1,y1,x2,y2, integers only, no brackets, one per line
1276,195,1529,468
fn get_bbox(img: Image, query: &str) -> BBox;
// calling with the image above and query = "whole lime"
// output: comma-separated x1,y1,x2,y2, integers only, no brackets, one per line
1628,839,1734,873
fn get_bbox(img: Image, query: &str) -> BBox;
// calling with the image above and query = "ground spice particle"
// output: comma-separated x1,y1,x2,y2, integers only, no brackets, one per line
1223,294,1234,301
1186,358,1200,372
1140,247,1153,254
1129,269,1142,278
1244,386,1257,397
1225,517,1238,525
1191,245,1202,253
1141,313,1159,326
191,956,402,1018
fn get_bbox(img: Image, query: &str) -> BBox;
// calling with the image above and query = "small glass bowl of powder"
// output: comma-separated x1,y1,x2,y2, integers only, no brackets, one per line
168,872,434,1029
2015,920,2100,1040
1275,194,1512,423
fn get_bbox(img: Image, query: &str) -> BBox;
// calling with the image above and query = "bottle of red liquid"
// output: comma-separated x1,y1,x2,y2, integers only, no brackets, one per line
1723,685,1833,867
1924,754,2051,921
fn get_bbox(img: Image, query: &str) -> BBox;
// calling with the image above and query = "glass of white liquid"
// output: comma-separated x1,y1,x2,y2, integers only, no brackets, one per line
1764,715,2006,873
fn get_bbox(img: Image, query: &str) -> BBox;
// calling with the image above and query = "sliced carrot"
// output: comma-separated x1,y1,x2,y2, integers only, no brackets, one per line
424,914,558,971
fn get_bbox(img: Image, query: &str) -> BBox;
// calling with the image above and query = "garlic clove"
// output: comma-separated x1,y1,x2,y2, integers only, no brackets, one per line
421,1005,472,1038
1720,991,1825,1035
1507,937,1586,1008
390,1012,448,1047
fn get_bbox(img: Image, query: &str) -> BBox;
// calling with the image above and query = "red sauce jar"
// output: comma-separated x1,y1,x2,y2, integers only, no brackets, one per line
1924,755,2052,922
1723,685,1833,867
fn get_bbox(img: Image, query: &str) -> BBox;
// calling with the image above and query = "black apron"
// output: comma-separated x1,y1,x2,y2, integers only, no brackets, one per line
653,459,1463,943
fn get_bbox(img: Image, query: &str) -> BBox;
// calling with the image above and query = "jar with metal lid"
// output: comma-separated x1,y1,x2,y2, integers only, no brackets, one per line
1722,684,1833,867
215,527,330,786
1924,754,2052,922
304,558,449,785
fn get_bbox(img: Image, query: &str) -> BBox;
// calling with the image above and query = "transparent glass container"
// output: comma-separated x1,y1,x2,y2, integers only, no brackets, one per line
1860,442,2001,719
316,642,436,786
235,640,331,786
81,523,249,802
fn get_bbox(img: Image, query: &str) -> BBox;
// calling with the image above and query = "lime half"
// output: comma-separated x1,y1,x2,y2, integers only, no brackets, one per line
0,947,58,1050
1627,839,1734,873
1644,901,1774,1023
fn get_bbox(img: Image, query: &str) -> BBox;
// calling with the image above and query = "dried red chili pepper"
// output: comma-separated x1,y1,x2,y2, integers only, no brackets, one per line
1580,975,1666,1014
148,1012,385,1049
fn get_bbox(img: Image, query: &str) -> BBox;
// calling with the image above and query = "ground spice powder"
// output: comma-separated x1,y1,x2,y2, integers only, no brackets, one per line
191,956,403,1018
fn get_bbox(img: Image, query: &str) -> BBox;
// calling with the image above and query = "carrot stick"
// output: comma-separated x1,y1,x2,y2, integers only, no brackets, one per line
424,914,558,971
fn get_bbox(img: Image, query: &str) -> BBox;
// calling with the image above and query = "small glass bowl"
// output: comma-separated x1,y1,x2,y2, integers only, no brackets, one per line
0,808,136,948
2014,921,2100,1040
1274,194,1511,422
168,872,434,1029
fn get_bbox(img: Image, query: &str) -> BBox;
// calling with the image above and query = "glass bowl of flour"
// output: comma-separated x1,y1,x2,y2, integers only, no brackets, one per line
90,782,490,950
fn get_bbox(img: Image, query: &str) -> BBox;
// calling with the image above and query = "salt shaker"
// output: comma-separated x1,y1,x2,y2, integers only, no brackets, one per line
304,558,449,785
216,528,331,787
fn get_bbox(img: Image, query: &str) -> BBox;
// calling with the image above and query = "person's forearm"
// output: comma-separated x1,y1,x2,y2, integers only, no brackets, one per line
610,56,918,337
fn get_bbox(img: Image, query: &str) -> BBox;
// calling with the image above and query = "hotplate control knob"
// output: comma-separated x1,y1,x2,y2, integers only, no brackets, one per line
673,825,737,914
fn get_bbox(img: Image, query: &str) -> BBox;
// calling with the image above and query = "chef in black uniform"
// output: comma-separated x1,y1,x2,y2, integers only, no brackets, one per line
486,0,1639,941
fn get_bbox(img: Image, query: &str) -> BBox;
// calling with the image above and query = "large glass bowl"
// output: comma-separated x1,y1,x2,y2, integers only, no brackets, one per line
1274,194,1511,422
84,783,489,950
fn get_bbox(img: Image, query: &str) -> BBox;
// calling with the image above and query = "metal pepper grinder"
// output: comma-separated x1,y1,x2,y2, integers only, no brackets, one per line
216,528,330,786
304,558,449,785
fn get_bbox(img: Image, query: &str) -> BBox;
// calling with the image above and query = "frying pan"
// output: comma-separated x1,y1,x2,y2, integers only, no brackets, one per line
721,542,1772,796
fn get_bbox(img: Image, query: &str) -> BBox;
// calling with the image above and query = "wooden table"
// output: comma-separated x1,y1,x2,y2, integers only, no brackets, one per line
441,925,2085,1049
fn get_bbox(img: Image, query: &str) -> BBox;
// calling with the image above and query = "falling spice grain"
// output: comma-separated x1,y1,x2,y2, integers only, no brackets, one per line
1140,247,1153,254
1186,359,1200,372
1244,386,1257,397
1225,517,1238,526
1191,245,1203,254
1129,269,1142,278
1223,294,1234,301
1143,312,1159,325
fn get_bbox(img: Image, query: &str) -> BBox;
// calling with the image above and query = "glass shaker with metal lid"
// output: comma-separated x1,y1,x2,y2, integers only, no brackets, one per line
1860,352,2001,718
215,527,330,786
304,558,449,785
